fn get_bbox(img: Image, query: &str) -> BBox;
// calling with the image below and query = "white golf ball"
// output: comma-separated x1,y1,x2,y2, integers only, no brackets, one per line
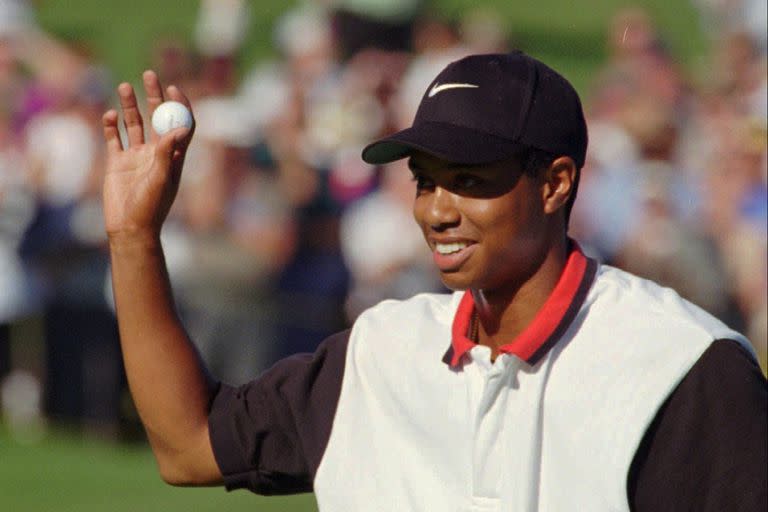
151,101,193,135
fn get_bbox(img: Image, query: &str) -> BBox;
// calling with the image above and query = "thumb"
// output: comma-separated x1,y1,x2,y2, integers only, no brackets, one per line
153,127,191,179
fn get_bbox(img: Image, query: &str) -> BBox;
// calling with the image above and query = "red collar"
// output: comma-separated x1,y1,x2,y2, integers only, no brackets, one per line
444,243,597,368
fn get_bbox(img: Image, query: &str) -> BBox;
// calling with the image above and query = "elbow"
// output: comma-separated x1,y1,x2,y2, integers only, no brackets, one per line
147,426,222,486
157,457,197,486
155,453,215,487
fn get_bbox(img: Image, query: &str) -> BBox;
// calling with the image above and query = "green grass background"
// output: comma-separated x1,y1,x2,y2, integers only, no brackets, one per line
4,1,707,511
0,427,318,512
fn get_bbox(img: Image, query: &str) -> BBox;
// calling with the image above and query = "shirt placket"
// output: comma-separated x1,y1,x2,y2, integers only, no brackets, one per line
461,348,548,512
459,348,517,512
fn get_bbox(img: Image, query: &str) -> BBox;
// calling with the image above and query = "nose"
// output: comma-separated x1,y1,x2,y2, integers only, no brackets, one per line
420,186,460,230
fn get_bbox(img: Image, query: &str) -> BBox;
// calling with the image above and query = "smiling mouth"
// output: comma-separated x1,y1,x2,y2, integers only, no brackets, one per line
435,242,469,255
432,241,475,272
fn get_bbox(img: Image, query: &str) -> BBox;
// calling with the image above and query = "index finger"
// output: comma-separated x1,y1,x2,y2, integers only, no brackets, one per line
143,70,165,142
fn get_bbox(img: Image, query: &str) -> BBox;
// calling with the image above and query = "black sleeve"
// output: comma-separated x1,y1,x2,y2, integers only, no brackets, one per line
207,329,350,495
628,339,768,511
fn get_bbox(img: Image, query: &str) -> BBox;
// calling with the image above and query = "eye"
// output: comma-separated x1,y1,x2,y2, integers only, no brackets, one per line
412,174,434,191
454,173,482,189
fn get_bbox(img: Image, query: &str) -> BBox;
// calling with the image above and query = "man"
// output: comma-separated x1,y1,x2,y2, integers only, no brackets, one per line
102,52,767,510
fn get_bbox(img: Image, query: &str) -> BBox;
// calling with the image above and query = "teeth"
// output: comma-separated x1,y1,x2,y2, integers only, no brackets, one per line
436,242,468,255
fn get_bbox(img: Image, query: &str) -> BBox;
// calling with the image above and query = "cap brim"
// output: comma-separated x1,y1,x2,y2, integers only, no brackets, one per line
361,121,526,165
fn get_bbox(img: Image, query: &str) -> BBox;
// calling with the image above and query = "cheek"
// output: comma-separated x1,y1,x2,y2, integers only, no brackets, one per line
472,196,547,262
412,198,431,241
472,195,542,241
412,197,422,225
412,198,424,227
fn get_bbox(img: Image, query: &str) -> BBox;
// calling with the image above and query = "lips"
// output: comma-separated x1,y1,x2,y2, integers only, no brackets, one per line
431,239,476,272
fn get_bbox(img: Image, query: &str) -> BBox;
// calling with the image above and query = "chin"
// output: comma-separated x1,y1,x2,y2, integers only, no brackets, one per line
438,271,474,292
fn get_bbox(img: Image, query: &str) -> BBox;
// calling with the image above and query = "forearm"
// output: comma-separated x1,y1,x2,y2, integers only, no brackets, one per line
109,231,219,480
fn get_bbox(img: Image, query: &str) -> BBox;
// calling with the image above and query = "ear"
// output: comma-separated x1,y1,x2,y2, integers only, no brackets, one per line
541,156,577,215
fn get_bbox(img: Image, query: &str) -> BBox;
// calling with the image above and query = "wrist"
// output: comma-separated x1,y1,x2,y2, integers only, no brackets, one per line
107,228,163,252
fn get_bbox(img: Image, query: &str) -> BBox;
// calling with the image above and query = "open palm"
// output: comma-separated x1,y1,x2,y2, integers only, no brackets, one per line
102,71,194,238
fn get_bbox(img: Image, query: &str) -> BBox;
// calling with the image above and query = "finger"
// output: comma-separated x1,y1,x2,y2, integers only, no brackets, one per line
166,85,196,145
168,126,192,188
143,70,165,142
170,148,186,186
152,127,190,189
102,109,123,154
166,84,192,110
118,82,145,147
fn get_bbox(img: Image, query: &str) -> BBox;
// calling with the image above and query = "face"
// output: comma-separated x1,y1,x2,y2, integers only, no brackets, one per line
410,151,552,293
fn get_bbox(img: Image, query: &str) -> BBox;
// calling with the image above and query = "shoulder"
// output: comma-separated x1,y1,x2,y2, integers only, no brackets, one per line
569,263,755,396
587,263,750,351
544,263,756,461
347,291,458,361
354,291,458,330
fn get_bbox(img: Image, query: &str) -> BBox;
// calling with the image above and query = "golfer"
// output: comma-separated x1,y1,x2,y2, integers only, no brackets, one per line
102,52,767,511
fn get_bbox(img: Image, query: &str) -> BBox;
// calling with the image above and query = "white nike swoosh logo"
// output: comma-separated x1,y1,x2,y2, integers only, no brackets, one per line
427,82,479,97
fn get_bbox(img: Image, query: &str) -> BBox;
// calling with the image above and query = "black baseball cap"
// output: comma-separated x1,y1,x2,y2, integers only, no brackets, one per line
361,51,588,168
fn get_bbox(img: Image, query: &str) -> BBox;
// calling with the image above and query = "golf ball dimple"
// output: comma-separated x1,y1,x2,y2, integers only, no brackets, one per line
151,101,193,135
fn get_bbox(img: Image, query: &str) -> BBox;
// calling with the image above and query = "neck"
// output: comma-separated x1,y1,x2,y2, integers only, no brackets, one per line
471,237,570,355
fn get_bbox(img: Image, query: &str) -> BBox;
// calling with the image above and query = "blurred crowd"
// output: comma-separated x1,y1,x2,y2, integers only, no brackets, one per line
0,0,765,437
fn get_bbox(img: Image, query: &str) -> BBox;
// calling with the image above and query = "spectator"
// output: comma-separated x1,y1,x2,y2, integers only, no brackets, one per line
20,57,122,434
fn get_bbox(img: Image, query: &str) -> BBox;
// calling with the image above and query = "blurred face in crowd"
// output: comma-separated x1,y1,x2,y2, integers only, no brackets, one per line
409,151,552,294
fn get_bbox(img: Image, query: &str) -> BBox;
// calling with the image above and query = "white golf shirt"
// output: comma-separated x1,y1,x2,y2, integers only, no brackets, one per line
208,247,764,511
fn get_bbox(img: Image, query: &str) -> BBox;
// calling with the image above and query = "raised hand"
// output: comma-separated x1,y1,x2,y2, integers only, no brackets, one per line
102,70,194,240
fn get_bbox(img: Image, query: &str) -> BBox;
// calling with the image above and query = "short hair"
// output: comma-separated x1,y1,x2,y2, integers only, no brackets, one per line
521,148,580,228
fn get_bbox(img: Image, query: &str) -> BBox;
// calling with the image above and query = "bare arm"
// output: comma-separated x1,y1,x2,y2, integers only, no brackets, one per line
102,71,222,485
